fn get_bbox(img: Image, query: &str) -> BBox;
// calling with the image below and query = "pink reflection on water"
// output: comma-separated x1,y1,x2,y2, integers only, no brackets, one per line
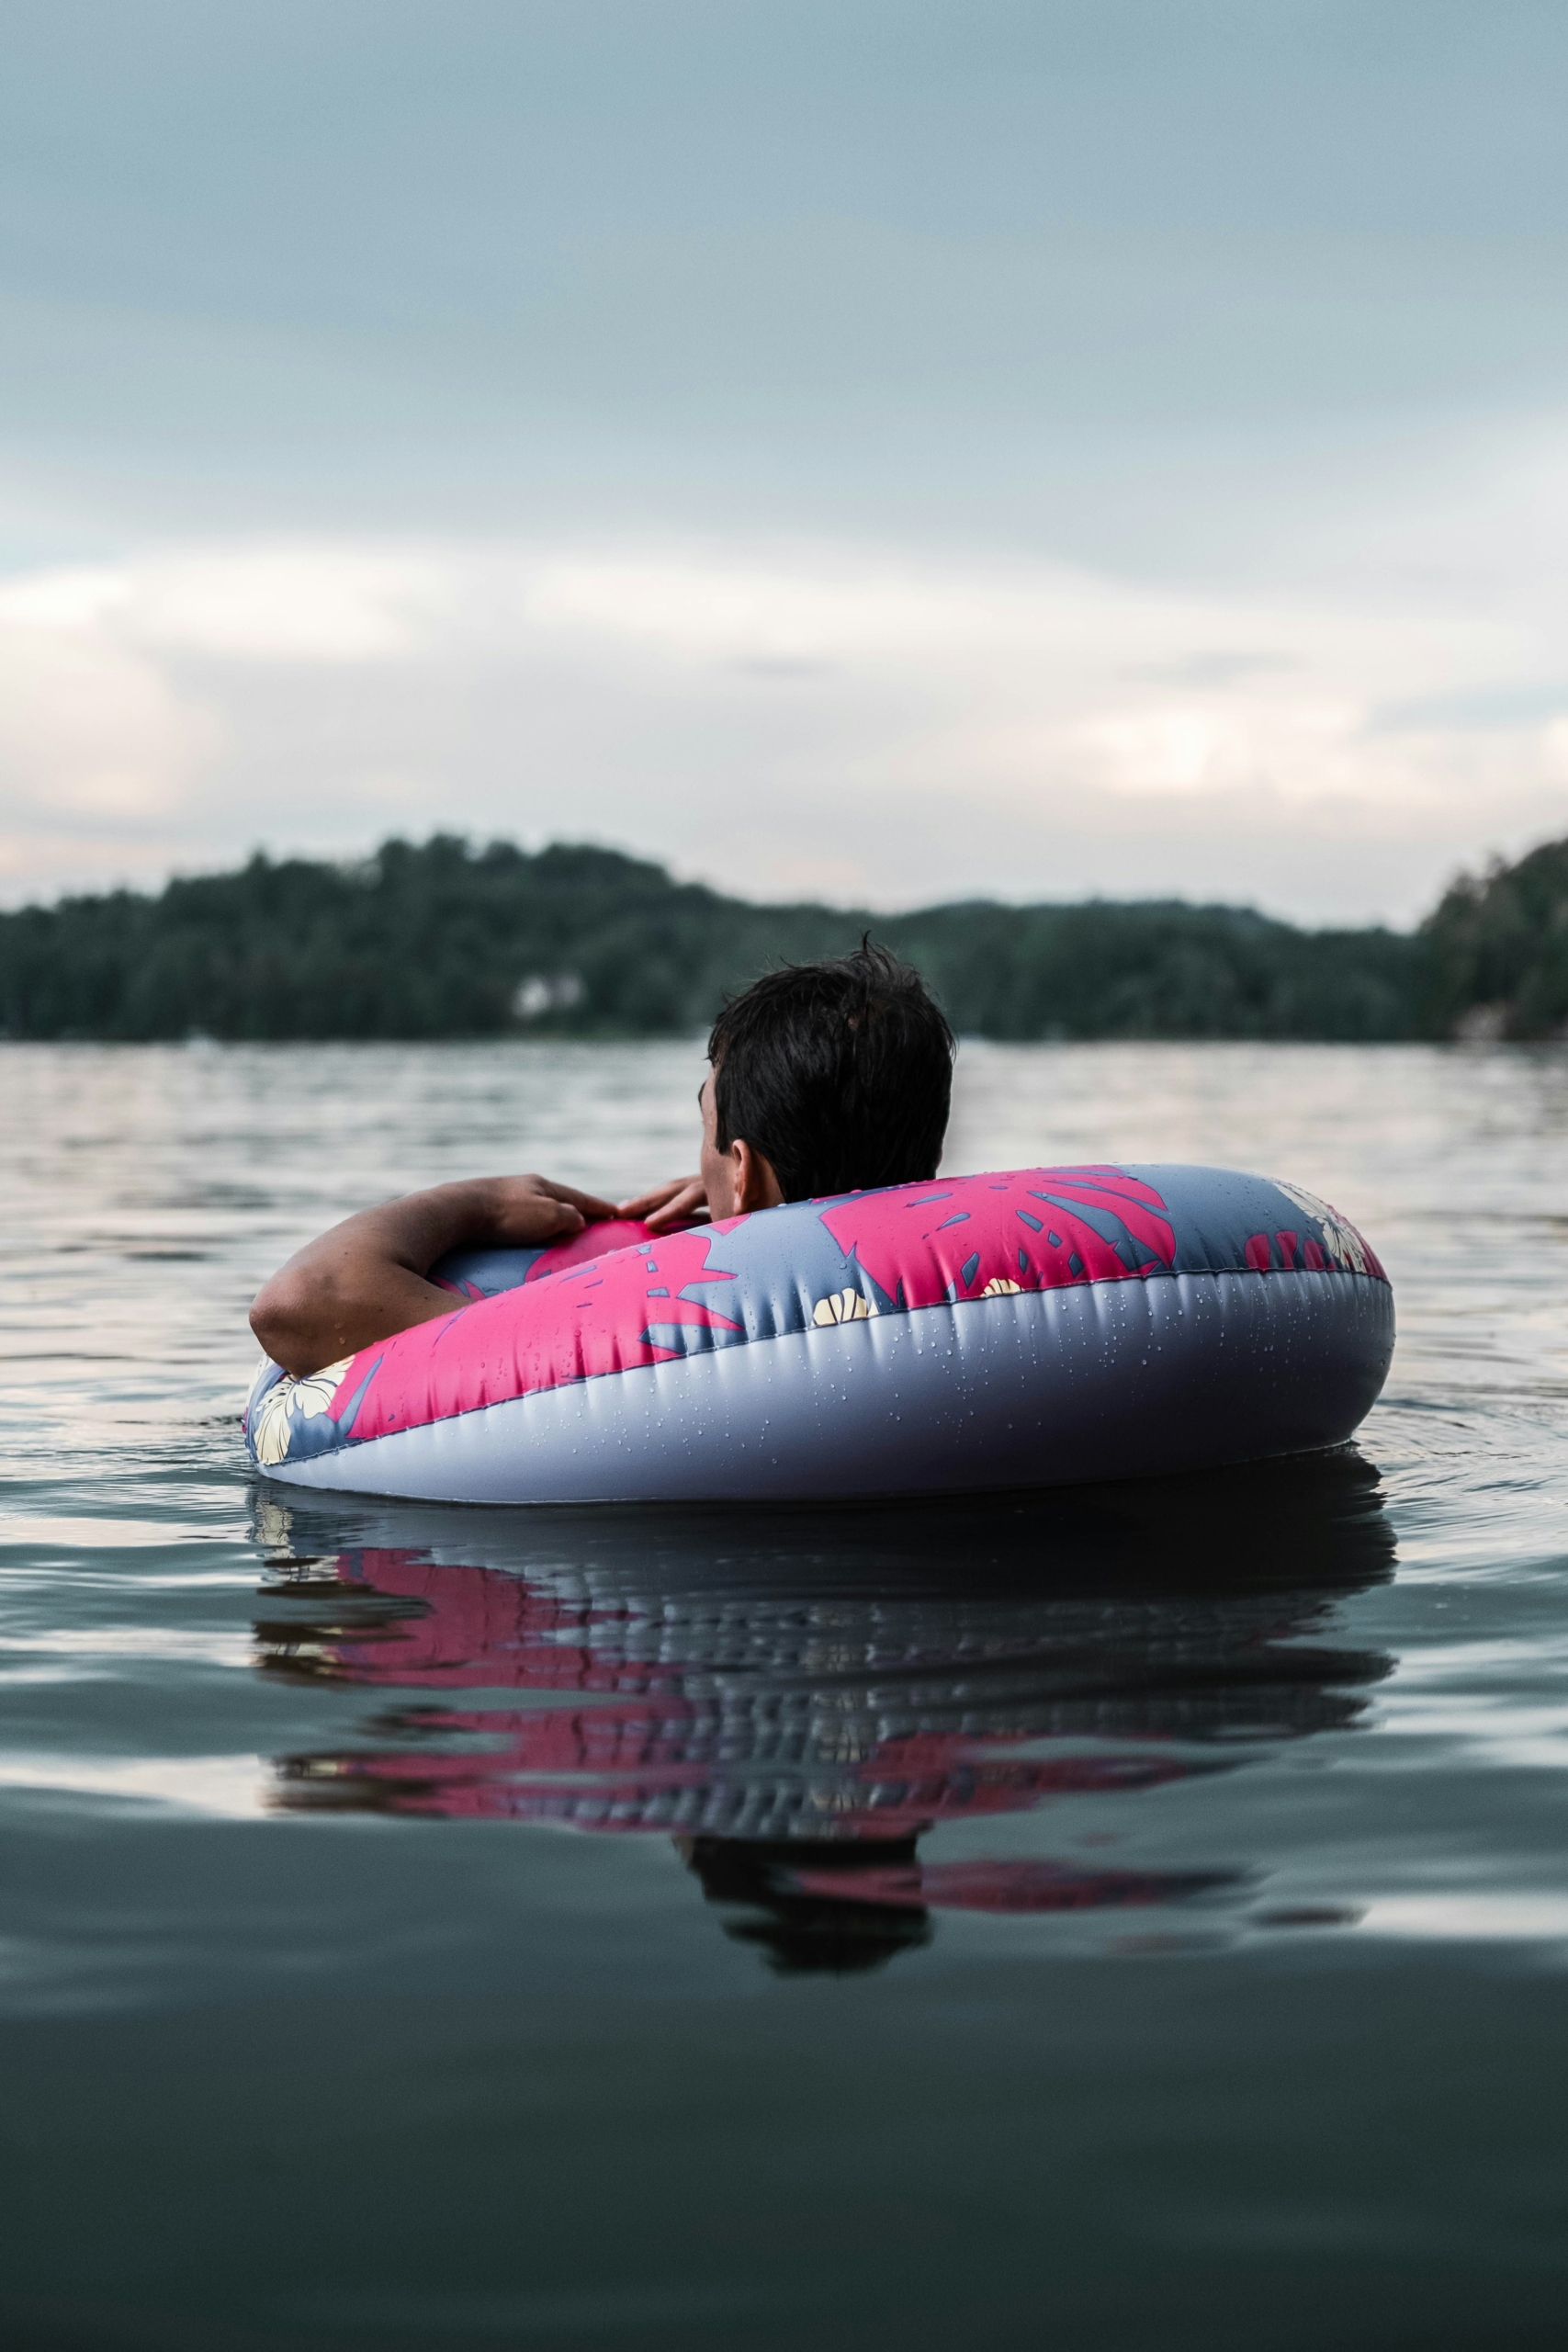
266,1545,1200,1845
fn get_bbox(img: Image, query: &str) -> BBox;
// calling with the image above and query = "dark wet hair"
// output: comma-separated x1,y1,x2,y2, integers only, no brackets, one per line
708,940,954,1202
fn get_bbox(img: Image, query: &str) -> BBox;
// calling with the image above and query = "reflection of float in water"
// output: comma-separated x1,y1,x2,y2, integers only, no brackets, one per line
253,1452,1394,1968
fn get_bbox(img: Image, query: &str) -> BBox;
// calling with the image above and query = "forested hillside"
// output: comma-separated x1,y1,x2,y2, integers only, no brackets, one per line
0,827,1560,1044
1416,836,1568,1040
0,839,856,1043
890,897,1416,1043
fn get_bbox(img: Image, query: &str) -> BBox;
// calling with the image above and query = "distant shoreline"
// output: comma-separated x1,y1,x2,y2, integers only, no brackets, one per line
2,830,1562,1046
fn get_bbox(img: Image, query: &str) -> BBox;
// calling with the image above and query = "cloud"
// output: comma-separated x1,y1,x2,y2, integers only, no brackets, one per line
0,520,1564,921
0,544,448,663
0,613,220,827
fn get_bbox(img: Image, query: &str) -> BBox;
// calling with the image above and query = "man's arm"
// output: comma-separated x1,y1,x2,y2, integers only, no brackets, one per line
251,1173,617,1378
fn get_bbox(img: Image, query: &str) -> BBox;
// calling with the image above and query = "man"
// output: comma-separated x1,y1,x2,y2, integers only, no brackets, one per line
250,941,954,1380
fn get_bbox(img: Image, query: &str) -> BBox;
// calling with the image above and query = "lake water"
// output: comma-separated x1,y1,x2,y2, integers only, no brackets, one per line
3,1038,1568,2350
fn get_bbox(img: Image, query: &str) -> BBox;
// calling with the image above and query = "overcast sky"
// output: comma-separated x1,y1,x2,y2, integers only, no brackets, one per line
4,0,1567,922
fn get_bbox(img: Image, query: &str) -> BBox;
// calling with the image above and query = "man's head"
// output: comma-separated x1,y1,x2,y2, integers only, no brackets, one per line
699,941,955,1218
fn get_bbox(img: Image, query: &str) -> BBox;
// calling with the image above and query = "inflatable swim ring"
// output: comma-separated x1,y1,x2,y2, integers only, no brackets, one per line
243,1163,1393,1504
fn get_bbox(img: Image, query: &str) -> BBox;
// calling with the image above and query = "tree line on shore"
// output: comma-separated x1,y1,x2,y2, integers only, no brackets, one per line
1,829,1565,1045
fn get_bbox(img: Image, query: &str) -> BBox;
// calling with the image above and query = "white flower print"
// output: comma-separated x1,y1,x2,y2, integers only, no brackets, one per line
812,1289,876,1326
1273,1180,1369,1275
250,1356,355,1467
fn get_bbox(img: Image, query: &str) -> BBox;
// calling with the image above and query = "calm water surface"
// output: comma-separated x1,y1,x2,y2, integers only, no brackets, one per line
3,1039,1568,2349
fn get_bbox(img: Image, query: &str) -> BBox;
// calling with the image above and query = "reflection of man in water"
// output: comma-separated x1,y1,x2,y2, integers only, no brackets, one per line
675,1837,936,1976
258,1450,1395,1975
674,1837,1245,1976
250,943,955,1378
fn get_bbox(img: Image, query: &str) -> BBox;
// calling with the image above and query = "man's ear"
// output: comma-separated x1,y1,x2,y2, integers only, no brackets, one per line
732,1138,784,1214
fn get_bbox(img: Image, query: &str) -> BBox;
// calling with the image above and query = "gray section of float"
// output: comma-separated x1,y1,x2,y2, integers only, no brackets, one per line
260,1270,1394,1505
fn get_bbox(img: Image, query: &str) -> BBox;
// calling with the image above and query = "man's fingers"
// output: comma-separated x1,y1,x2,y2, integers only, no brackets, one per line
519,1173,712,1236
615,1186,669,1217
617,1175,702,1219
632,1182,696,1215
641,1181,710,1232
536,1180,619,1221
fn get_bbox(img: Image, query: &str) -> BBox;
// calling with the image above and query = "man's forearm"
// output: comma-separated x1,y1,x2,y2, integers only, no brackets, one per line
249,1182,503,1378
249,1174,614,1380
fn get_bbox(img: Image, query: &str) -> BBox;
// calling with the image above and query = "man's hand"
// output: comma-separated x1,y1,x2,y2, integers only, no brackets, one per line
617,1174,710,1233
251,1173,617,1379
485,1174,623,1243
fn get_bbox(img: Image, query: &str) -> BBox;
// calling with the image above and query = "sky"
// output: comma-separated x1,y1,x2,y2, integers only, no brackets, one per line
4,0,1568,924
